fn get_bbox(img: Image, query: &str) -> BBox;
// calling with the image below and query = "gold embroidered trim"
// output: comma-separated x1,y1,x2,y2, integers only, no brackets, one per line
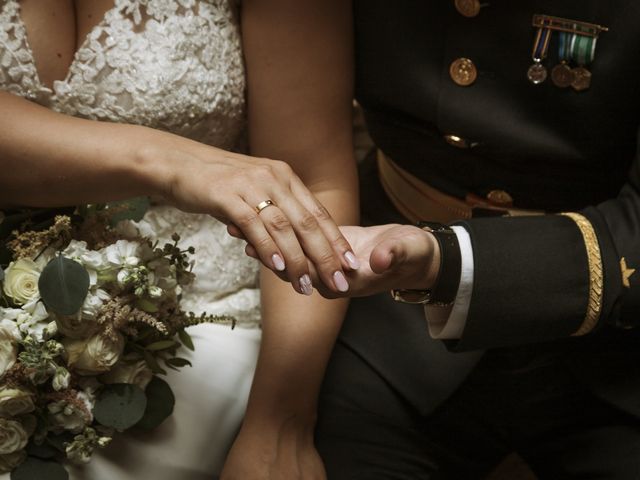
561,212,603,336
620,257,636,288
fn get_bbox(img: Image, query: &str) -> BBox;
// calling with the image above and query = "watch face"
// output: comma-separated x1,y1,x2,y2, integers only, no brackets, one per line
391,289,432,304
417,221,446,232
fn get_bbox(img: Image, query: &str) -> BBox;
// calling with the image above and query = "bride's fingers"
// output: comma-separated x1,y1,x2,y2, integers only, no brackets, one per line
268,191,349,294
223,201,289,277
248,200,313,295
290,178,359,272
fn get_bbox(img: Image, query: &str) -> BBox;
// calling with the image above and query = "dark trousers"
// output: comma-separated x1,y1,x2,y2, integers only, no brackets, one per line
315,296,640,480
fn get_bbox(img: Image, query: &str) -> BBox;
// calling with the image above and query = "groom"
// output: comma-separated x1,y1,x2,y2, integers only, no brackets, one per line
312,1,640,478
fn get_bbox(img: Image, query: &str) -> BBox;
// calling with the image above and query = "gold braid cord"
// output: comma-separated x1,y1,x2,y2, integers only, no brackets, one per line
560,212,603,336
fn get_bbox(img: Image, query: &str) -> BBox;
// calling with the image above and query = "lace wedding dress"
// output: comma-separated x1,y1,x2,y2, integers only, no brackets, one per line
0,0,261,478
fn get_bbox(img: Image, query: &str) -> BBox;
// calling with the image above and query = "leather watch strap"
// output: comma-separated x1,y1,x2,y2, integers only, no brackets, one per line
418,222,462,306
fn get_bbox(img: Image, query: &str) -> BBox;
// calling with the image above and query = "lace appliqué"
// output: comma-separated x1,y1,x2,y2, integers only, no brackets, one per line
0,0,246,149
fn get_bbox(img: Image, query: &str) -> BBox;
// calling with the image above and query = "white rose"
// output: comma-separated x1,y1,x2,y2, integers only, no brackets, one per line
47,391,94,434
2,259,40,306
0,449,26,473
0,418,28,454
0,388,34,417
0,320,19,378
64,333,125,375
101,359,153,390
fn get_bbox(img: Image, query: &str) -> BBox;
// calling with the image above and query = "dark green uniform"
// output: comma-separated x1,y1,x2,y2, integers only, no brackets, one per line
316,1,640,478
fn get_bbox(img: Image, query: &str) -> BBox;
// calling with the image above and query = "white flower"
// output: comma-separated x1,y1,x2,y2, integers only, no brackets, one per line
2,259,40,305
0,449,26,473
147,286,163,299
0,418,28,454
80,289,110,320
102,240,141,268
47,391,94,433
52,367,71,391
62,241,106,286
0,319,19,378
15,302,50,341
63,333,125,375
0,388,35,417
101,359,153,390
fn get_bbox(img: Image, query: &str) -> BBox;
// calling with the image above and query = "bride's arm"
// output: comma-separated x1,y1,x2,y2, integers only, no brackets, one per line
0,91,354,294
222,0,356,477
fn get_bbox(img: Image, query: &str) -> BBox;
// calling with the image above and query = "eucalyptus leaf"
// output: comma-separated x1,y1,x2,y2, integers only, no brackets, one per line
94,384,147,430
38,256,90,315
146,340,180,352
178,329,194,351
26,441,57,459
135,376,175,430
107,197,150,226
10,457,68,480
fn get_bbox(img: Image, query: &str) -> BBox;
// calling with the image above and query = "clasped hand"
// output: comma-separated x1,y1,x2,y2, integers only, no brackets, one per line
241,223,441,297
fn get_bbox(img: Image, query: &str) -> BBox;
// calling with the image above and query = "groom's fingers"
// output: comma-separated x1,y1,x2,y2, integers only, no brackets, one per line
369,239,400,274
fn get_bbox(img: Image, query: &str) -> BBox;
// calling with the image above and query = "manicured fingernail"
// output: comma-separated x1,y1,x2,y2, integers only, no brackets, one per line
333,271,349,292
299,274,313,296
272,253,286,271
344,251,360,270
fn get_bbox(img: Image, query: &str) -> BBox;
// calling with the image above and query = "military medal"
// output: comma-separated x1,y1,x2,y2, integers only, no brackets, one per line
527,24,552,84
454,0,481,18
530,15,608,91
569,34,597,91
551,32,574,88
571,66,592,91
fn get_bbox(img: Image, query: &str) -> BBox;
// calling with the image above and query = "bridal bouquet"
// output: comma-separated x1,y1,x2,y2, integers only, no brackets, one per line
0,201,233,480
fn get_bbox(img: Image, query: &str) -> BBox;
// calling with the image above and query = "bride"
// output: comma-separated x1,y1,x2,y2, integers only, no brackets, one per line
0,0,357,478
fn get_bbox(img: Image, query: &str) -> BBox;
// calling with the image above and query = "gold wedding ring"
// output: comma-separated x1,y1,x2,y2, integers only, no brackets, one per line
255,199,276,214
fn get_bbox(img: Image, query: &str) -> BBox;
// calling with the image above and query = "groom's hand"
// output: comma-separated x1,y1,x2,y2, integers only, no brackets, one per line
310,224,441,298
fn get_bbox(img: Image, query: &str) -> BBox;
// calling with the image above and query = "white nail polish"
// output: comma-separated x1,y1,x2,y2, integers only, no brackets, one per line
299,274,313,296
344,251,360,270
333,271,349,292
272,253,286,271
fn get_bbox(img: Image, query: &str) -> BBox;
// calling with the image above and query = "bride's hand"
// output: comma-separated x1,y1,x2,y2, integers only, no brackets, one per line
148,137,357,296
220,416,326,480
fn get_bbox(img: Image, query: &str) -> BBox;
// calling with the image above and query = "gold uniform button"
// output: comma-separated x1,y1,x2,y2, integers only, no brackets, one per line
487,189,514,206
444,134,471,148
449,58,477,86
454,0,481,18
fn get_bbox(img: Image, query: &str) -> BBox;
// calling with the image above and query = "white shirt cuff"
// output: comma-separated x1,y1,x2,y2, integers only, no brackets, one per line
425,225,474,339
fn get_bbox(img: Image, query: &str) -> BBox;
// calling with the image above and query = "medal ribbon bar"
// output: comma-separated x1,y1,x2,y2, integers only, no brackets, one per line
532,14,608,38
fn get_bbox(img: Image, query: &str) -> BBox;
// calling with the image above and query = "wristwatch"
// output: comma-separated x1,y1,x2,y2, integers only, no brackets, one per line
390,222,462,306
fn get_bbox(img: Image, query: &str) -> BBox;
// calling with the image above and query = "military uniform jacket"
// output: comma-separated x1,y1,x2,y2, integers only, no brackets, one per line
353,1,640,416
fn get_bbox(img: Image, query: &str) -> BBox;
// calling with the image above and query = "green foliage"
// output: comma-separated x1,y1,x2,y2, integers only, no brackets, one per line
178,329,194,351
38,256,90,315
18,337,64,385
26,442,58,460
145,340,180,352
106,197,150,226
94,384,147,430
143,350,167,375
10,457,68,480
135,377,176,430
